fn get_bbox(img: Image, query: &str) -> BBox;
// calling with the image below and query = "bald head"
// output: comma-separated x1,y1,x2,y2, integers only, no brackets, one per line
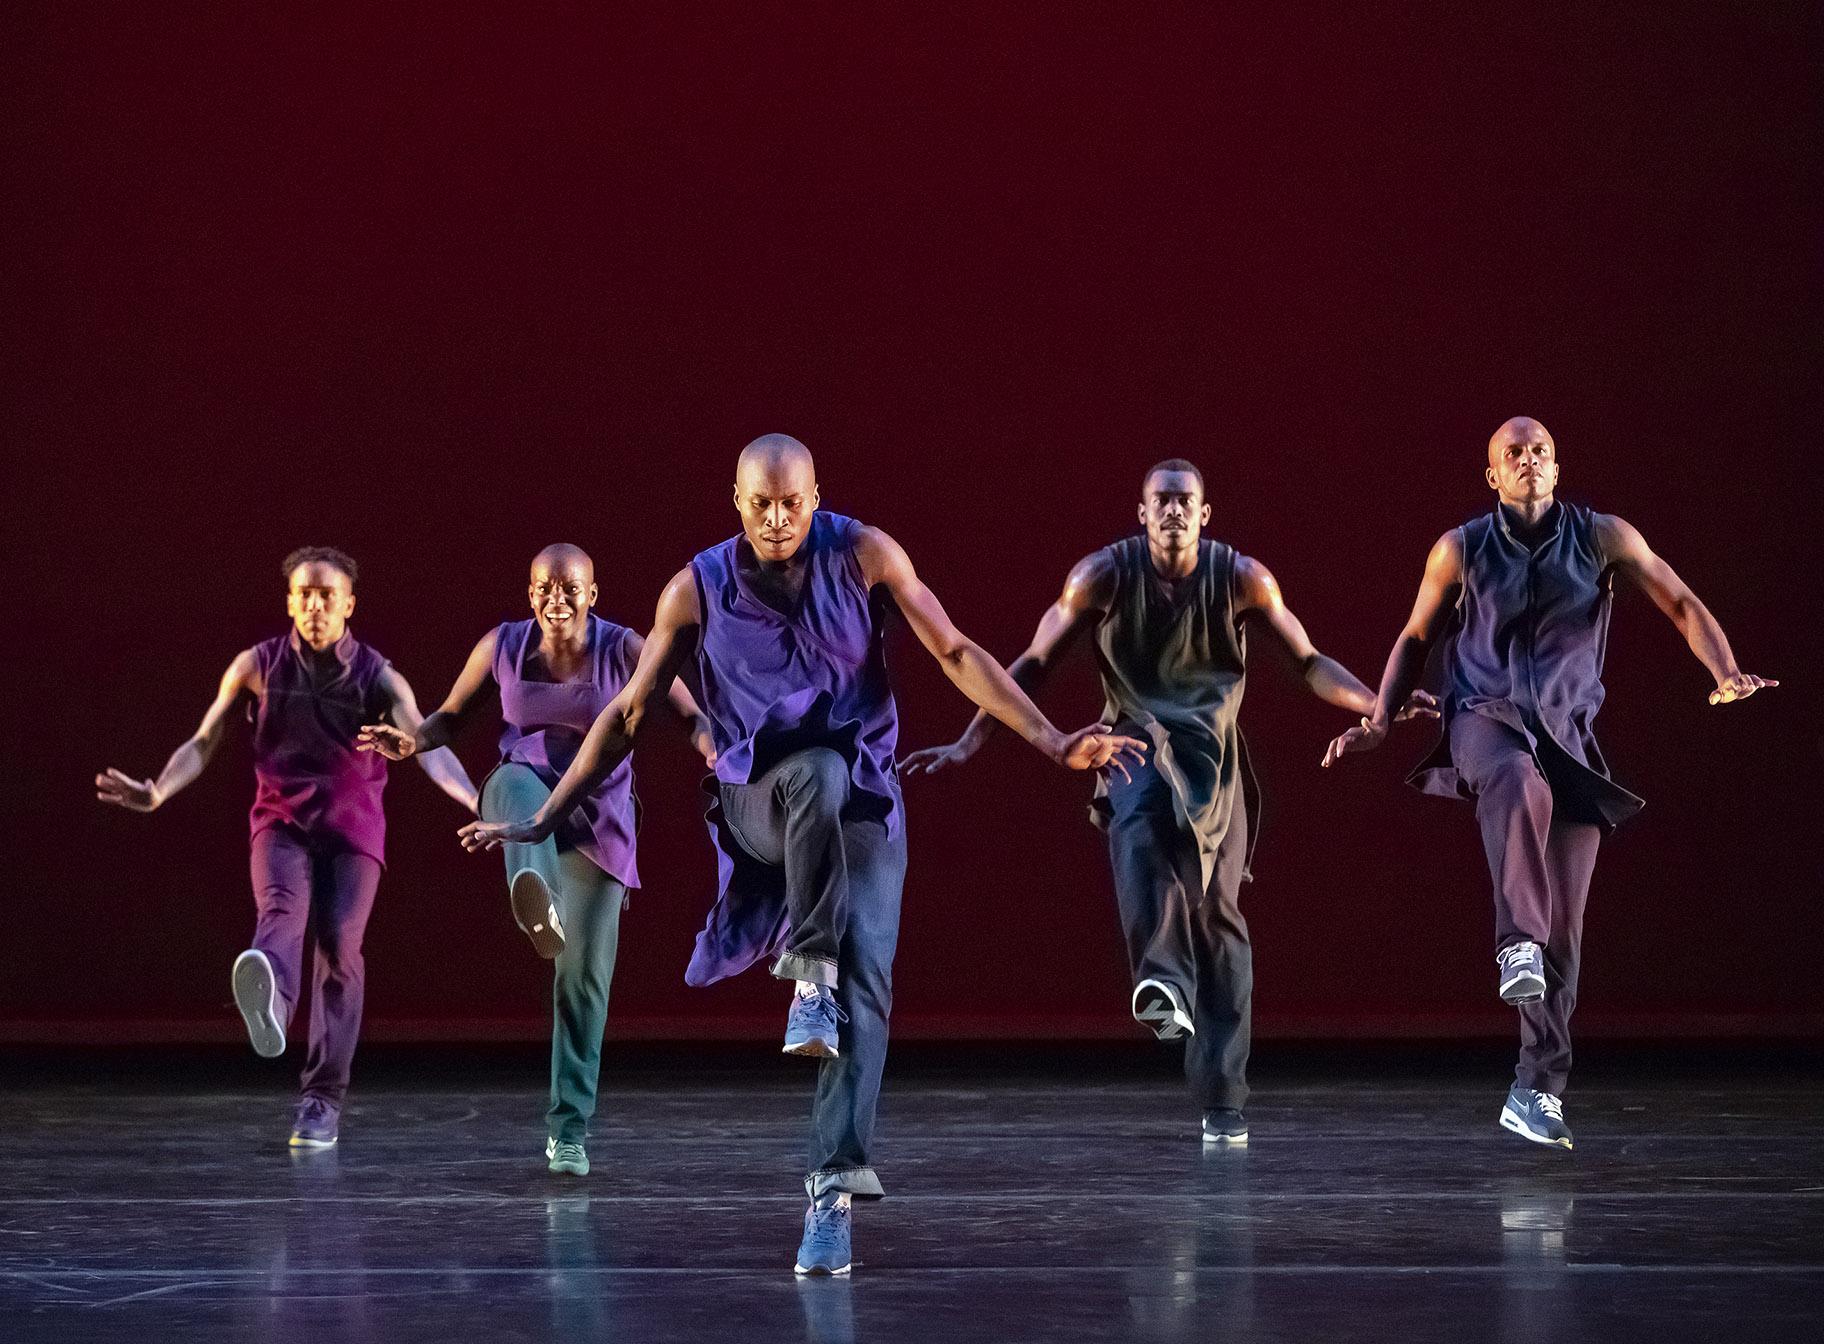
528,542,596,636
1485,416,1560,505
733,434,820,562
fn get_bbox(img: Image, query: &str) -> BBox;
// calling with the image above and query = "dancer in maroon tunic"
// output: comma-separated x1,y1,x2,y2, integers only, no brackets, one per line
1324,418,1776,1149
97,547,476,1148
460,435,1144,1275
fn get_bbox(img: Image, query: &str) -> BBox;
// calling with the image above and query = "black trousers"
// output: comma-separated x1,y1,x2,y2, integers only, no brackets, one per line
1104,756,1252,1111
1450,713,1602,1095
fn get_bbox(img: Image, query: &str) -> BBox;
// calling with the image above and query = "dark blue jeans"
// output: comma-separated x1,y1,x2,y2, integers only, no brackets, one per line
719,748,908,1199
1104,755,1252,1111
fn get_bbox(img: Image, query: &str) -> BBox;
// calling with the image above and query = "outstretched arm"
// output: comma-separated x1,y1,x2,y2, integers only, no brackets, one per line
1598,514,1778,705
459,569,703,850
899,551,1113,778
360,629,499,762
855,527,1144,776
1322,531,1463,767
96,650,258,812
375,666,479,812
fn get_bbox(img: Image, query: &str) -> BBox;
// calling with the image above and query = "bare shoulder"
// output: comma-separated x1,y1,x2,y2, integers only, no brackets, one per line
1426,528,1466,578
853,524,914,585
1592,511,1648,558
655,566,704,626
1061,548,1118,613
225,647,261,694
1232,553,1278,604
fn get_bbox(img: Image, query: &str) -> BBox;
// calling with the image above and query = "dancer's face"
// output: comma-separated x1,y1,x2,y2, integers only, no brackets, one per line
1138,470,1210,553
285,562,355,650
528,554,596,638
734,456,820,563
1486,419,1559,505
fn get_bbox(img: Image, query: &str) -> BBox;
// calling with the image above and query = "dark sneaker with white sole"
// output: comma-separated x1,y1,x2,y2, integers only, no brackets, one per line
546,1137,589,1175
510,868,566,959
1496,941,1547,1004
1132,978,1194,1040
289,1096,339,1149
232,949,286,1058
1201,1108,1249,1145
794,1197,852,1276
1499,1085,1573,1150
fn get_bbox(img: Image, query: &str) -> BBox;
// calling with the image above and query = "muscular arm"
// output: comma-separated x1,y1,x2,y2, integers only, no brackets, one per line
360,629,498,761
460,569,702,849
1235,555,1378,715
376,665,480,812
899,552,1113,775
96,650,258,812
855,527,1144,774
1322,531,1463,766
1598,514,1777,705
628,628,719,766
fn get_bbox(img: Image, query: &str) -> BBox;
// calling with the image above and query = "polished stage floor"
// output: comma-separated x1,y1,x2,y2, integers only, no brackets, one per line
0,1046,1819,1342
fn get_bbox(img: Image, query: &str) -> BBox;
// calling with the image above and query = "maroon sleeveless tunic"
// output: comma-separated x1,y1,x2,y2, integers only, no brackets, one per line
249,629,391,864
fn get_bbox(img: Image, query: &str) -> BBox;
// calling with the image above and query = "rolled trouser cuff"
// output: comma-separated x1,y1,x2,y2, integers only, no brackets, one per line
805,1165,884,1201
772,952,838,988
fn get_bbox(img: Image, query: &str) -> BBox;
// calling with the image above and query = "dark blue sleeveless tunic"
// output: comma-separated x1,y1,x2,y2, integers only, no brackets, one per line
684,511,900,984
1408,500,1644,827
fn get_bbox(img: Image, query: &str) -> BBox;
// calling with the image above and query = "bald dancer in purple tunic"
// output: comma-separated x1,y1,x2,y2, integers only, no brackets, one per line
359,543,713,1176
1325,418,1777,1150
98,547,477,1149
460,435,1145,1276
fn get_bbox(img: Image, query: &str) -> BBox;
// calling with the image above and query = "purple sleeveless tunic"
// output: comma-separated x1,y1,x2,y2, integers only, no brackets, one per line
684,511,899,985
1408,500,1644,827
492,614,642,889
249,630,390,864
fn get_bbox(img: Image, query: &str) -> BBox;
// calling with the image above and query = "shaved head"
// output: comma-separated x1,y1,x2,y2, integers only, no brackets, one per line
733,434,820,561
531,542,593,583
1488,416,1554,467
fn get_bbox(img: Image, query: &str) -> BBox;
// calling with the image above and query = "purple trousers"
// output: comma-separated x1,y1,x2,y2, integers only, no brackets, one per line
1449,713,1602,1095
249,826,381,1106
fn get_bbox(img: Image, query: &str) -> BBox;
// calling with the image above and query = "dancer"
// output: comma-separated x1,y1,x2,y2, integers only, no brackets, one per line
458,434,1144,1275
1323,417,1776,1149
358,542,713,1176
902,459,1434,1145
96,547,476,1148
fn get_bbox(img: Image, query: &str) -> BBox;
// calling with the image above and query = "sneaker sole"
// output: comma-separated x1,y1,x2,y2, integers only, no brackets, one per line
1499,1105,1573,1150
794,1262,852,1276
288,1134,337,1149
1132,981,1194,1041
549,1161,590,1175
1499,973,1547,1004
782,1039,840,1059
1201,1130,1249,1146
510,869,566,960
232,951,286,1058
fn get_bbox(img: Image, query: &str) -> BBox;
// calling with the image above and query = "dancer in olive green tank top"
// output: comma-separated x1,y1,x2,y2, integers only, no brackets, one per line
904,460,1435,1143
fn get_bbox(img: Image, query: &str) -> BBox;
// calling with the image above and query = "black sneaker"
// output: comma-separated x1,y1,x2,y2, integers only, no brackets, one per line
1499,1085,1573,1150
510,868,566,959
1132,978,1194,1040
1201,1108,1248,1146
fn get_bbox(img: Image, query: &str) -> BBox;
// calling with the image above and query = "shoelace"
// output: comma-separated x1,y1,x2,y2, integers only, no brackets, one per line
1498,944,1538,972
1535,1093,1565,1120
552,1142,585,1161
800,992,850,1028
803,1203,849,1252
295,1099,335,1129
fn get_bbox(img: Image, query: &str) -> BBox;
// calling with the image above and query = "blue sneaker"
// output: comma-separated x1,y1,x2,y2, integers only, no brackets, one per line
794,1198,852,1276
289,1096,339,1149
783,988,846,1058
1499,1085,1573,1150
1496,941,1546,1004
545,1137,589,1176
232,949,286,1058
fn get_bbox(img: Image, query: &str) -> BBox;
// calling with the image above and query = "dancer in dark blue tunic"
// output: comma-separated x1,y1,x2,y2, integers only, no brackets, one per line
458,434,1143,1275
1325,417,1776,1150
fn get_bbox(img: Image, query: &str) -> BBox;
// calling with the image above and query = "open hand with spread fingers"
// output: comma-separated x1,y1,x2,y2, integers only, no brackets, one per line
1709,672,1778,705
1321,718,1388,768
458,815,545,852
96,768,159,812
1059,723,1148,782
1394,689,1441,721
357,722,417,760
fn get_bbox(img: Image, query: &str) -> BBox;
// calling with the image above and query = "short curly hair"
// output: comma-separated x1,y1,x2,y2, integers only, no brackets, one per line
281,546,359,586
1143,459,1204,496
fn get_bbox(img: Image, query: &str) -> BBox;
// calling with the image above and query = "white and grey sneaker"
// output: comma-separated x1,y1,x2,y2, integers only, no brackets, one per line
1201,1108,1248,1146
1499,1085,1573,1150
510,868,566,959
1132,979,1194,1040
232,949,285,1058
1496,941,1547,1004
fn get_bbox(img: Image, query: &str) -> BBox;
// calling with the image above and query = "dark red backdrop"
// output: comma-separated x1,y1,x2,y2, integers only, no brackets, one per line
8,4,1820,1042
